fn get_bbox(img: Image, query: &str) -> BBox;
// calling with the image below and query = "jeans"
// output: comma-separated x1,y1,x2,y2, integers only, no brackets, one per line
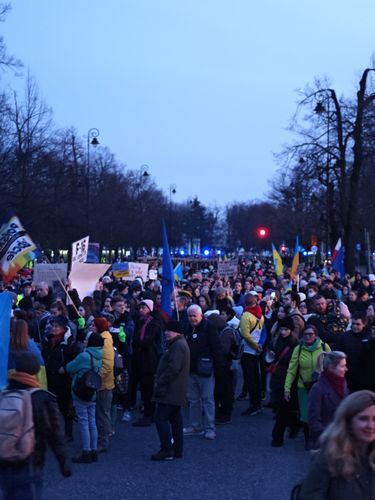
187,373,215,431
154,403,183,455
96,389,113,448
0,464,43,500
74,399,98,451
241,353,262,408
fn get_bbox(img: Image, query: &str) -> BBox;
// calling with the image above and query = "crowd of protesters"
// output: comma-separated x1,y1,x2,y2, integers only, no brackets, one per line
1,256,375,497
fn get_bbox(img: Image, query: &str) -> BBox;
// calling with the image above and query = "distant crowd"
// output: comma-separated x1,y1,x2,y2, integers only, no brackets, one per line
1,259,375,499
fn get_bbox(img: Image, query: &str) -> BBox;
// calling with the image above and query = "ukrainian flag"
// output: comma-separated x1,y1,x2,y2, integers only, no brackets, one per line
272,244,283,276
290,236,300,279
174,262,184,281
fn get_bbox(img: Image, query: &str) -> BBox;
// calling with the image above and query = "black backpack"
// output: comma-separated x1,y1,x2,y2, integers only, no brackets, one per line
73,352,102,401
225,326,244,360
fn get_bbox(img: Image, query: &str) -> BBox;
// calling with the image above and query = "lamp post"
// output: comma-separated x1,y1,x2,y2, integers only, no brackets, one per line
314,99,331,255
168,184,177,248
86,128,100,233
137,165,150,256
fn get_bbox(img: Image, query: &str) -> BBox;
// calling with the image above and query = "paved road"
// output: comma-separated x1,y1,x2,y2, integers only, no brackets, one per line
43,399,310,500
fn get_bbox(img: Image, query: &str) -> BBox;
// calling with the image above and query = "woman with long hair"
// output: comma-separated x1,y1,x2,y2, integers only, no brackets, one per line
299,390,375,499
308,351,349,448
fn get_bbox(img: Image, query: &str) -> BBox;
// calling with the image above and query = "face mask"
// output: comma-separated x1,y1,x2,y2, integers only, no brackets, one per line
307,290,316,298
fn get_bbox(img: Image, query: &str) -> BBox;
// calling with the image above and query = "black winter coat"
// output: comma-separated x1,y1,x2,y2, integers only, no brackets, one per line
270,335,298,405
337,330,372,391
186,318,224,374
133,315,164,375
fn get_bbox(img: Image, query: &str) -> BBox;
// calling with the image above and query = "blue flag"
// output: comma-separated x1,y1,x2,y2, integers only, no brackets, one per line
161,221,174,318
0,292,12,388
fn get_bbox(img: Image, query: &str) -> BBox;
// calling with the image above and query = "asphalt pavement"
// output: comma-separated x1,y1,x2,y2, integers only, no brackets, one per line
43,399,310,500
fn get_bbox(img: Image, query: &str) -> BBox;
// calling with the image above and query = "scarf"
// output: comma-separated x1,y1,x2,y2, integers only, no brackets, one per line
9,372,42,388
322,370,347,398
245,305,263,320
140,315,153,341
302,337,321,352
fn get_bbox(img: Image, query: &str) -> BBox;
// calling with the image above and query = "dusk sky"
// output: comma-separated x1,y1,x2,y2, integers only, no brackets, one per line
2,1,375,206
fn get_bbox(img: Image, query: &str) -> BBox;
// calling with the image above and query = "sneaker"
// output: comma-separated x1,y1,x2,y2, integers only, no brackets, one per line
215,416,232,425
183,426,204,436
121,410,131,423
204,430,216,440
151,449,174,461
241,406,261,416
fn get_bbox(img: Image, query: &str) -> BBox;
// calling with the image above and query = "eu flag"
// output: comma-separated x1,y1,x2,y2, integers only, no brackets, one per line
161,221,174,318
0,292,12,388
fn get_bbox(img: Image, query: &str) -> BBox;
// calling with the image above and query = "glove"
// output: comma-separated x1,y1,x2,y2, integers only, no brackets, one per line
77,317,85,329
118,326,126,343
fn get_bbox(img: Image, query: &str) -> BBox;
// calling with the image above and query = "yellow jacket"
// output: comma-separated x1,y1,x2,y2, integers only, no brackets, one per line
239,308,264,354
100,331,115,390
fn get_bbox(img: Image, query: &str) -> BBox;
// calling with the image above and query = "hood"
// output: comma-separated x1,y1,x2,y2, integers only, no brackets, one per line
245,305,263,320
85,346,103,360
227,316,240,329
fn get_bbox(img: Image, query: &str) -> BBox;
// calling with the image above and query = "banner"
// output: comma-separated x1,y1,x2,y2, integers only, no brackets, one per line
69,263,111,300
71,236,89,265
33,263,68,287
0,292,12,388
217,260,238,278
0,214,36,280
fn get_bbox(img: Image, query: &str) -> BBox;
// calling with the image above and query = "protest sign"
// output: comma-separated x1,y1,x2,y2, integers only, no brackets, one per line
71,236,89,265
33,263,68,287
69,263,111,300
148,269,158,280
217,260,238,278
86,242,100,263
112,262,149,281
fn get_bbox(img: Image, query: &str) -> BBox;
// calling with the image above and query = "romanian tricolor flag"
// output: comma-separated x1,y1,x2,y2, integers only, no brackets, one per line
272,243,283,276
0,213,36,282
290,236,300,279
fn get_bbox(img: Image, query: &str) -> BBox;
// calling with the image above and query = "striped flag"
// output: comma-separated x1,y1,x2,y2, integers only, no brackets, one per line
174,262,184,281
290,236,300,279
332,238,345,277
272,243,283,276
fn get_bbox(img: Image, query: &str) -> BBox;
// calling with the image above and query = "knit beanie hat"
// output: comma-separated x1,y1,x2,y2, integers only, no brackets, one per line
139,299,154,312
87,332,104,348
94,317,109,333
278,316,295,332
165,320,183,334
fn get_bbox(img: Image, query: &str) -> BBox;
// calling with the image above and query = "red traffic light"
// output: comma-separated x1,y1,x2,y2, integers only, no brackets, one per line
256,227,269,238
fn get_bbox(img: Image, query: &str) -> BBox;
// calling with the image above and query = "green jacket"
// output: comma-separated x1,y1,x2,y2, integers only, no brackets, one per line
284,339,331,392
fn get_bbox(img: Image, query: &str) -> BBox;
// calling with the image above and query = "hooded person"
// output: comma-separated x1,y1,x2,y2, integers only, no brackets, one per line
239,292,266,416
66,332,104,463
0,352,71,499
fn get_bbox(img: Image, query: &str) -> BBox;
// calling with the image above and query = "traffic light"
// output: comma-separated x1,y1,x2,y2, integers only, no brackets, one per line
256,227,269,238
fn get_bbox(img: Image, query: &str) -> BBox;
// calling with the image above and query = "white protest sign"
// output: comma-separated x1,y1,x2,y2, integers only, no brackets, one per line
33,263,68,287
125,262,149,282
71,236,89,265
217,260,238,278
148,269,158,280
69,263,111,300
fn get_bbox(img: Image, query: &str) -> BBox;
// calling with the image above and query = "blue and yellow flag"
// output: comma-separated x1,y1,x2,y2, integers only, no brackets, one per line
290,236,300,279
272,243,283,276
174,262,184,282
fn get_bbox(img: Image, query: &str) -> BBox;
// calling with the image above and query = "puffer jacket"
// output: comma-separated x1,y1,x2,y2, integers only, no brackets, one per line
65,347,103,401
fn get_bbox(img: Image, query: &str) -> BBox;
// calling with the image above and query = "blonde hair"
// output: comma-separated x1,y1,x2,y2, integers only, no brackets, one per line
315,350,346,374
319,390,375,478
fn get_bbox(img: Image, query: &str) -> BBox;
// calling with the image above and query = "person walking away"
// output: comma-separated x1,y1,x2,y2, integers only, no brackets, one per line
66,333,104,463
0,352,71,499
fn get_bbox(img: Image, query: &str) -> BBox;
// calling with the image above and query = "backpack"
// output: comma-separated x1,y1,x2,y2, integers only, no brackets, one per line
0,388,40,462
226,326,244,360
73,352,102,401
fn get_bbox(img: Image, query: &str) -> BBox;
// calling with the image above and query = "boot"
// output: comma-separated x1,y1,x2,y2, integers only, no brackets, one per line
72,451,92,464
91,450,98,462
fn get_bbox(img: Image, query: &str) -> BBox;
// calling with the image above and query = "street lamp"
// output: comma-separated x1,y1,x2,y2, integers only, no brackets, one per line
86,128,100,232
314,99,331,254
169,184,177,204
